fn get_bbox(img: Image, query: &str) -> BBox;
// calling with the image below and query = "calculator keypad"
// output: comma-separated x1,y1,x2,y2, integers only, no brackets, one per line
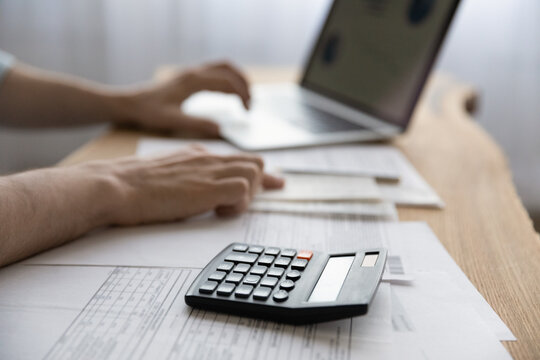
200,244,313,303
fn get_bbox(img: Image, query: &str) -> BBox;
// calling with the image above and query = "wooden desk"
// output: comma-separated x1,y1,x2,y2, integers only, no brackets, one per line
60,68,540,359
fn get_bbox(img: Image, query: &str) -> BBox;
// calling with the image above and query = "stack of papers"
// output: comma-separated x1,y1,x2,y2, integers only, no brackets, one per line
137,137,445,220
0,215,514,359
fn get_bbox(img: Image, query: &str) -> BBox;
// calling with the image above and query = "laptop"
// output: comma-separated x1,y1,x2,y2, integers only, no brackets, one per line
185,0,461,151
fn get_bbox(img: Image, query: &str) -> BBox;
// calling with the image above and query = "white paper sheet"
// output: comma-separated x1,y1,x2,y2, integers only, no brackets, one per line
23,213,389,268
384,223,516,342
136,137,444,208
391,281,512,360
257,173,381,201
250,200,399,220
0,265,113,360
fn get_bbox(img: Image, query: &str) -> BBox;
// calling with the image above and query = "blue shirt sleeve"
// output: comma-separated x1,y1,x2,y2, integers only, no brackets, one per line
0,49,15,85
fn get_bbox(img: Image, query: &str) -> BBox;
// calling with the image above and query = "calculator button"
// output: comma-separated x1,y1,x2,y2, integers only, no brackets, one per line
265,247,281,256
235,284,254,298
274,257,291,268
225,273,243,284
252,287,272,300
273,290,289,302
250,265,267,276
280,280,295,291
217,262,234,273
281,249,297,258
199,281,218,294
208,271,227,282
216,283,235,296
248,246,265,254
233,263,251,274
285,270,301,281
291,259,308,270
243,275,261,285
267,267,285,278
233,244,249,252
297,250,313,260
258,255,275,266
225,253,258,264
260,276,279,288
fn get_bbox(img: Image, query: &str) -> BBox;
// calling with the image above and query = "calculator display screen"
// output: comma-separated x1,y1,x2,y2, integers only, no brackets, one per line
308,256,355,302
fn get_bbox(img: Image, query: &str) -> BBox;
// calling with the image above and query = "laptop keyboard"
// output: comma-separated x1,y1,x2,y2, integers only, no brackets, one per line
269,101,368,134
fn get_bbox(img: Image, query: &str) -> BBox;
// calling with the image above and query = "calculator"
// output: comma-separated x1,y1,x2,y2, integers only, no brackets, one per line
185,243,387,324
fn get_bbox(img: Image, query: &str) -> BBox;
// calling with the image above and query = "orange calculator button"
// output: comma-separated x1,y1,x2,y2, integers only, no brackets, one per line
297,250,313,260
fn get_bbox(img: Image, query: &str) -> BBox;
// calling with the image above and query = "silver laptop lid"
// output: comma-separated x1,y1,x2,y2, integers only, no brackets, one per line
300,0,461,130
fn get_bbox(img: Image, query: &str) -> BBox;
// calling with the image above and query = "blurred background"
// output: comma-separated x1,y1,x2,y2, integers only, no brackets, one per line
0,0,539,229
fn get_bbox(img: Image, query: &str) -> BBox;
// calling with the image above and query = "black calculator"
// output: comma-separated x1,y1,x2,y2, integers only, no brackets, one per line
185,243,387,324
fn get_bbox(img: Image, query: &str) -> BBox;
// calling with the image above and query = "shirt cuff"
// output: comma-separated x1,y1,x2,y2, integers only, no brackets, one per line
0,49,15,84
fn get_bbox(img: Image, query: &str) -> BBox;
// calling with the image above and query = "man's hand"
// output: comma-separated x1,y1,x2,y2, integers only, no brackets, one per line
107,145,283,224
118,62,250,137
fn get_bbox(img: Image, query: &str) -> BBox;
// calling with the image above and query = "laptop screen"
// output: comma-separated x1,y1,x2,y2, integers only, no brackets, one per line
301,0,460,128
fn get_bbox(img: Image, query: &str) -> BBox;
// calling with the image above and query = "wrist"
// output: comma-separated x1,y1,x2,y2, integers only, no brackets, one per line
68,161,127,228
105,88,150,127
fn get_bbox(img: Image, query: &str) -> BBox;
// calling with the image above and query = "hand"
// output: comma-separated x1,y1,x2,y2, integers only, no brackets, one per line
104,145,283,225
119,62,251,137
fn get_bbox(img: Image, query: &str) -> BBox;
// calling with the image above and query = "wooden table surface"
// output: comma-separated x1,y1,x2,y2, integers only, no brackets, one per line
60,68,540,359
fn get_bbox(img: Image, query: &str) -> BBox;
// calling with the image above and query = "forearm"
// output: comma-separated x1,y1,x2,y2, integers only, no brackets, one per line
0,63,136,128
0,163,120,266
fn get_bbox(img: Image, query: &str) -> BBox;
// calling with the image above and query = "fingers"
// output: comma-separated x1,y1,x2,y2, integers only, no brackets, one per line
213,177,251,216
206,62,251,107
212,162,261,197
180,63,251,109
263,173,285,189
220,154,264,171
145,149,284,218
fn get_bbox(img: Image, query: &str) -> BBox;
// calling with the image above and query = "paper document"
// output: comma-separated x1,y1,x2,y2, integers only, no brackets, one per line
136,138,444,208
257,173,381,202
1,262,511,360
10,217,513,359
24,213,513,342
0,264,392,360
250,200,398,220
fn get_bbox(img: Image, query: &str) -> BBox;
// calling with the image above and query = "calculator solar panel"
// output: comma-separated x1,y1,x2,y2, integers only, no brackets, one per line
185,243,387,324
